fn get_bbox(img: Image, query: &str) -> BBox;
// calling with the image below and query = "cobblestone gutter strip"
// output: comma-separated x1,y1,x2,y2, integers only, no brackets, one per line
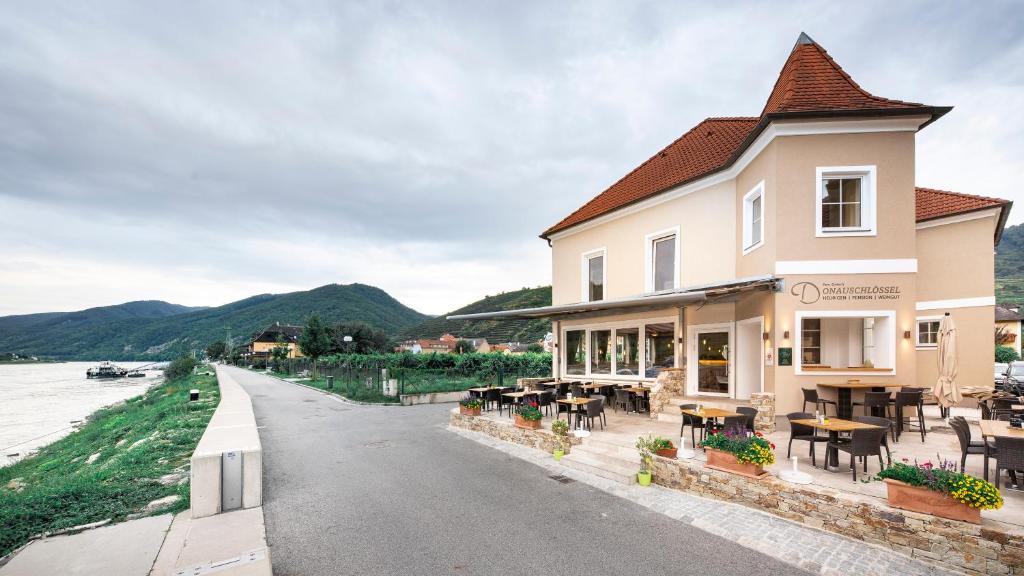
449,417,963,576
649,455,1023,576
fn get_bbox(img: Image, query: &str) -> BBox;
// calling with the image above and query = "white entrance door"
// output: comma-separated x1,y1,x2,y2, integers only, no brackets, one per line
688,323,733,397
735,317,764,400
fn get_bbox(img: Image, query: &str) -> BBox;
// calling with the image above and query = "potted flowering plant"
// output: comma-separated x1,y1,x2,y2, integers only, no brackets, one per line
635,435,658,486
551,419,569,460
514,400,543,430
876,458,1002,524
651,436,677,459
459,395,482,416
700,427,774,478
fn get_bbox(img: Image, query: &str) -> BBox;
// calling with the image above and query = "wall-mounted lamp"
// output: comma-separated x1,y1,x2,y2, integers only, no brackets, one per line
903,330,912,339
762,332,770,341
783,330,790,339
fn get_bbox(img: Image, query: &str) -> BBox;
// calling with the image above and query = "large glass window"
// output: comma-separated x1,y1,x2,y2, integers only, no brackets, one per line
590,330,612,374
615,328,639,376
797,314,895,373
645,322,675,378
696,330,730,394
653,236,675,291
565,330,586,375
587,255,604,301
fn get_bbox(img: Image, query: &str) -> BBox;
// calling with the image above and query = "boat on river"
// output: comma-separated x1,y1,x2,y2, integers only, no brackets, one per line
86,362,128,379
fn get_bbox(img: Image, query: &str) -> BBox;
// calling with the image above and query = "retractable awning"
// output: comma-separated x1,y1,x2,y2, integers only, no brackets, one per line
448,275,780,321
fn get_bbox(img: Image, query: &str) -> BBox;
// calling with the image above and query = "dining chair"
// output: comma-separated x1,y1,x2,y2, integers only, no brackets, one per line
483,388,501,412
680,404,704,449
736,407,758,434
949,416,994,475
536,390,555,417
992,436,1024,490
852,391,893,419
581,397,605,430
802,388,837,416
894,390,926,442
830,426,888,481
852,416,894,466
786,412,825,467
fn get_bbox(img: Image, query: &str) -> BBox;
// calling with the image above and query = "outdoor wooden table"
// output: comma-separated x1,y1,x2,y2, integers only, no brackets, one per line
792,418,883,472
556,397,591,427
979,420,1024,440
816,382,907,419
680,408,740,440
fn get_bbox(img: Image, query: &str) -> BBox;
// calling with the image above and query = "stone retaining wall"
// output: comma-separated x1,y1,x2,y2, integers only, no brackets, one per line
649,455,1023,575
450,410,580,454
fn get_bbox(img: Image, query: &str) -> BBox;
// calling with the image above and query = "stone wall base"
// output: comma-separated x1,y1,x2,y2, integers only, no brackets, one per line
649,455,1023,575
450,410,580,454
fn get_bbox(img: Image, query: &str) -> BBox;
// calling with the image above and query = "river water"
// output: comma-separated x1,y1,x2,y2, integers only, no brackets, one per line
0,362,162,467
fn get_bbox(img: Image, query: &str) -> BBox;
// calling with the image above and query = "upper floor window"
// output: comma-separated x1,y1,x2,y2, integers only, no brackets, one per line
582,249,605,302
645,227,679,293
815,166,877,237
916,318,941,348
742,181,765,254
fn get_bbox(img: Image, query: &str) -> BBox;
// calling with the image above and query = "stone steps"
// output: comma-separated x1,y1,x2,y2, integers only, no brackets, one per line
559,449,638,484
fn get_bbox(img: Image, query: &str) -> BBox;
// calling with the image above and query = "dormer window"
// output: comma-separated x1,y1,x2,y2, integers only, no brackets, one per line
816,166,877,237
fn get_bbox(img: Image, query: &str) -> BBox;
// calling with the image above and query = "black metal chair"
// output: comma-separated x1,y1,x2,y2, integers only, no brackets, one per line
571,383,584,398
852,416,893,467
950,416,994,475
830,425,889,481
736,407,758,434
581,397,605,430
980,400,994,421
536,389,555,417
786,412,825,467
483,388,501,412
992,436,1024,490
679,404,704,448
852,391,893,421
590,394,608,427
556,382,570,397
802,388,836,416
613,388,635,413
894,390,926,442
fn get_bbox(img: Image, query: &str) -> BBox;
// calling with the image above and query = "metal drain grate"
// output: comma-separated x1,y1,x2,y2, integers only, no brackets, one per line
548,474,574,484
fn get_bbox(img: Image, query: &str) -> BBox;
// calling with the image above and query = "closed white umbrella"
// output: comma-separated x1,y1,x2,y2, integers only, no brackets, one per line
933,313,962,411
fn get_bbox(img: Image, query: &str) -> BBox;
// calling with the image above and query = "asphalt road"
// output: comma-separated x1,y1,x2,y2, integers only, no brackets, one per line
231,367,808,576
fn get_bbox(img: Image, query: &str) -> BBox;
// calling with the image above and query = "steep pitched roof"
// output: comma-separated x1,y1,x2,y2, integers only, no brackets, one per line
915,187,1011,243
542,33,949,239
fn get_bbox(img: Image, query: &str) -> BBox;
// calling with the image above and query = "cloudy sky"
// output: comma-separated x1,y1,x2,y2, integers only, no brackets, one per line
1,1,1022,317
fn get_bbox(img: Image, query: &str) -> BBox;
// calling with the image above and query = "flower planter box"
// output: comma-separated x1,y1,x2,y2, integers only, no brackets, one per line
655,447,678,459
883,479,981,524
459,406,481,417
514,415,542,430
704,448,768,479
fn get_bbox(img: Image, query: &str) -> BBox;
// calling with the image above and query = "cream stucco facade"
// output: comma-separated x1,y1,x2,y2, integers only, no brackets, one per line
546,121,1005,414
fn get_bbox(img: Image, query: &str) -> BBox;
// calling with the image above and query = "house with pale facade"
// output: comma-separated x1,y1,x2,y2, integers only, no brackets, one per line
451,33,1011,414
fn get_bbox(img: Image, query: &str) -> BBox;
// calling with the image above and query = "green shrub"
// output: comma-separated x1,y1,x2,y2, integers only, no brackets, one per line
995,345,1019,363
163,356,197,381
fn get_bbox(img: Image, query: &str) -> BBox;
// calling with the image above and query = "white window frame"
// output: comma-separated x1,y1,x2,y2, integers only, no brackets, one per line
793,310,896,376
559,316,677,382
687,321,735,398
643,226,680,293
815,165,877,237
580,247,607,302
915,316,942,349
742,180,765,254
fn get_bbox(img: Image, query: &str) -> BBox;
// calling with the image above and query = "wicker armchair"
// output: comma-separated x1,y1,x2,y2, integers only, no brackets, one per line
679,404,705,448
802,388,837,416
993,436,1024,490
786,412,825,466
829,426,889,481
894,390,926,442
736,407,758,434
949,416,995,476
852,416,893,466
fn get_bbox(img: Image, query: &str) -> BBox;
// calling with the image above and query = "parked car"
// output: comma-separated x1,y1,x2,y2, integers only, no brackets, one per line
1000,361,1024,395
995,362,1010,387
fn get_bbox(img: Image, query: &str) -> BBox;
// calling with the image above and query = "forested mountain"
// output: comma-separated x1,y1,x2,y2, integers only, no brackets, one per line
0,284,428,360
396,286,551,344
996,223,1024,304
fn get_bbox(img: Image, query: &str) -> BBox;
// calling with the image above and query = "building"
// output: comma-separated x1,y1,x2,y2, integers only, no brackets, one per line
249,323,304,359
450,33,1011,414
995,305,1023,357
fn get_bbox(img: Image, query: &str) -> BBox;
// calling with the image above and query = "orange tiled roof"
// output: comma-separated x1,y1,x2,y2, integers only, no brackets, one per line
542,33,948,238
915,187,1009,222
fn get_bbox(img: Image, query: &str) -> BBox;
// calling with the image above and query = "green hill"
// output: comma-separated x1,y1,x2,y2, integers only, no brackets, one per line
0,284,428,360
0,301,203,334
997,223,1024,304
396,286,551,344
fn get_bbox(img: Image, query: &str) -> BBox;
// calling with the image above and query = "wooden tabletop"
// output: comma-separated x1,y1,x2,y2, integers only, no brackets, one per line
467,387,490,393
680,408,739,418
580,383,611,390
624,387,650,394
502,391,538,399
979,420,1024,439
556,398,592,406
791,418,882,432
816,382,907,390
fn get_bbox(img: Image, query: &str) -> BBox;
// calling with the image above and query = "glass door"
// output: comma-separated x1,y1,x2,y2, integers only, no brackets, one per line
689,324,733,396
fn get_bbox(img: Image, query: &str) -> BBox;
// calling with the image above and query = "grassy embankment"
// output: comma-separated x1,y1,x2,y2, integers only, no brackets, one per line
0,368,220,558
272,369,489,403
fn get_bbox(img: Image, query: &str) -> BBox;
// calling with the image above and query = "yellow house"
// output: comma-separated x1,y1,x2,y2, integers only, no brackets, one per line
250,323,305,359
995,305,1023,357
451,33,1011,415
